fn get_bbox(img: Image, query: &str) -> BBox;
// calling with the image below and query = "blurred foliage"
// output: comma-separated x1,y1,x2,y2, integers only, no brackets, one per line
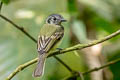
67,0,77,14
0,0,120,80
1,0,10,4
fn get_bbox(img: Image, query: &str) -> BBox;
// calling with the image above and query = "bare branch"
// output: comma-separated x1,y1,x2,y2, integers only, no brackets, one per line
82,58,120,75
5,28,120,80
6,57,120,80
0,1,3,13
6,58,38,80
1,8,120,80
0,14,37,43
65,58,120,79
54,56,73,72
49,29,120,56
0,14,73,79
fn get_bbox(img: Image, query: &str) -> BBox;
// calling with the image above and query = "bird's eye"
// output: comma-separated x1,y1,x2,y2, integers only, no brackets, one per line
53,18,56,20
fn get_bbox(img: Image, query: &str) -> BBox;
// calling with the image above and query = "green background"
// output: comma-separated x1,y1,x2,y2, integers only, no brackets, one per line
0,0,120,80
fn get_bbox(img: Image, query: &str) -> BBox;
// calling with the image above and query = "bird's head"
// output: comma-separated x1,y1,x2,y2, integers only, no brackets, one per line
46,14,66,25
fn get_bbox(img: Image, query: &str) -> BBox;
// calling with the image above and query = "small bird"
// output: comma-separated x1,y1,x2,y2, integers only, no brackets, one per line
33,14,66,77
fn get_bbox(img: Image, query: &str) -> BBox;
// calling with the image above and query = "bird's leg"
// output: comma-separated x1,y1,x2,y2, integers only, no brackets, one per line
56,48,63,50
56,48,63,54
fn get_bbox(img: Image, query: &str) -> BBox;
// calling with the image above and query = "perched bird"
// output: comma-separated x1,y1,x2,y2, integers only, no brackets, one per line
33,14,66,77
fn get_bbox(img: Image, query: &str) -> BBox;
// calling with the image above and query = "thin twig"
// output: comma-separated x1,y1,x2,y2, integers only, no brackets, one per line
82,58,120,75
0,14,74,79
0,14,37,43
6,58,38,80
49,29,120,56
78,72,84,80
0,1,3,13
5,28,120,80
53,56,73,72
65,58,120,79
1,9,120,80
6,57,120,80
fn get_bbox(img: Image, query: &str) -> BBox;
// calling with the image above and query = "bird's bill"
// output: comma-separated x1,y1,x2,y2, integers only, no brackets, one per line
61,19,67,22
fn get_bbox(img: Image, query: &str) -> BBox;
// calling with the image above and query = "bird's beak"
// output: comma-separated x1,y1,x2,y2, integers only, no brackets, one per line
61,19,67,22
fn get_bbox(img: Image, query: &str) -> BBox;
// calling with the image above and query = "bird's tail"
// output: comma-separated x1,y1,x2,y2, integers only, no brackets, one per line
32,53,46,77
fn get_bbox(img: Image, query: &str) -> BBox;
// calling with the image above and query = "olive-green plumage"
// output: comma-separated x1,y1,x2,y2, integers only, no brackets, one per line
33,24,64,77
40,24,63,36
32,14,66,77
39,24,64,52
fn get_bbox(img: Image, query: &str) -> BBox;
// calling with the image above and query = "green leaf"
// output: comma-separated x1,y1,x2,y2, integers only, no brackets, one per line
1,0,10,4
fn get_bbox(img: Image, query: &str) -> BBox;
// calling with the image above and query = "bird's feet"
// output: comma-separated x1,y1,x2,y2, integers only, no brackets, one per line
56,48,63,53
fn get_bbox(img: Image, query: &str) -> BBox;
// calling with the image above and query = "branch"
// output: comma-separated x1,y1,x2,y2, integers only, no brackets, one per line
5,28,120,80
6,57,120,80
54,56,73,72
0,2,3,13
0,14,37,43
6,58,38,80
0,14,73,79
49,29,120,56
1,10,120,80
66,58,120,79
82,58,120,75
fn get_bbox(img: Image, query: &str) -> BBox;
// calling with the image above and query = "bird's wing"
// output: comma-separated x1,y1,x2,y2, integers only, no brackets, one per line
37,24,64,54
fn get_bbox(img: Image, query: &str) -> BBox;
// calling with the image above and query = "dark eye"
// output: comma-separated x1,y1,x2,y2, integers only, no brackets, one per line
53,18,56,20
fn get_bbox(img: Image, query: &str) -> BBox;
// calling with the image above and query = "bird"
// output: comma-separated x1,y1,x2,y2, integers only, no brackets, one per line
32,14,67,77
